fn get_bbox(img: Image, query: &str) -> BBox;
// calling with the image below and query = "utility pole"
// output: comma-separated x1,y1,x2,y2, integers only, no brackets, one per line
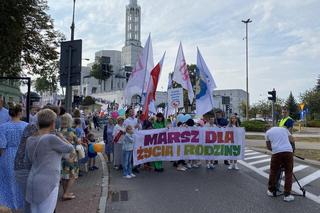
65,0,76,113
242,18,252,121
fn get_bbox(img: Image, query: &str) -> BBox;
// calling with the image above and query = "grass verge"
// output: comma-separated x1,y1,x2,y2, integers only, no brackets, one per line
246,135,320,142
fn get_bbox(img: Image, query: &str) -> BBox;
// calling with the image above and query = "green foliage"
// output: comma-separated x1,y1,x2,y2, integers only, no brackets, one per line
81,96,95,106
0,0,64,77
248,99,284,121
241,120,268,132
90,58,113,80
285,92,299,120
316,75,320,92
307,120,320,127
300,89,320,120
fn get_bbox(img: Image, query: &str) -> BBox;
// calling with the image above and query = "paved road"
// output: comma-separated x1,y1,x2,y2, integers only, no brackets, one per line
106,149,320,213
246,139,320,150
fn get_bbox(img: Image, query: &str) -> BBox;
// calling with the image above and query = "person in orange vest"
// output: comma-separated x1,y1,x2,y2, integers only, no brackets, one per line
279,106,294,134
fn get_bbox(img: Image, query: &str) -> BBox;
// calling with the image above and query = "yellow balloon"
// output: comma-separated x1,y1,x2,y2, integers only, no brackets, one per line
93,143,104,153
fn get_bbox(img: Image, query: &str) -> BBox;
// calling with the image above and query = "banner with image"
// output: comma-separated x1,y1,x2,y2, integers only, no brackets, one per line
133,127,246,166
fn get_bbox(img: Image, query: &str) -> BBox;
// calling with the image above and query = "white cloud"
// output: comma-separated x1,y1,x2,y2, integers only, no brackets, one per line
48,0,320,103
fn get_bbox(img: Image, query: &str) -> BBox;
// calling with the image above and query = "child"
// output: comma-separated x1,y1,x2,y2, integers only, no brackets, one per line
121,125,135,178
87,132,98,171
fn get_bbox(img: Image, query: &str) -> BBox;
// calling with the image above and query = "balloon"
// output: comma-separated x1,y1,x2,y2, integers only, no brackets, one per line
111,111,119,119
177,114,184,123
180,115,188,123
118,109,126,116
185,114,192,120
93,143,104,153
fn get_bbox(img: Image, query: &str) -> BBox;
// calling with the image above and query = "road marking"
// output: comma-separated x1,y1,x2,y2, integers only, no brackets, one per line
293,170,320,187
245,155,269,160
244,152,260,156
238,160,320,204
249,158,270,165
293,165,309,173
258,165,270,171
245,149,255,153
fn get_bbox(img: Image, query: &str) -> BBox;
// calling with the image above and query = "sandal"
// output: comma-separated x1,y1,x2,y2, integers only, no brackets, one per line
62,195,76,201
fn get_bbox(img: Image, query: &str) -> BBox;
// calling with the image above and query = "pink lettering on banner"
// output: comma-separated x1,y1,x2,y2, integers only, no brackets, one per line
144,134,158,146
191,130,199,143
158,132,167,144
205,131,217,143
168,132,180,143
225,131,234,143
180,131,190,143
217,132,225,143
179,59,190,81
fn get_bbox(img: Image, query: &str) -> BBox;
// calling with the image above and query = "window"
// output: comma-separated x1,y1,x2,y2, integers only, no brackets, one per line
92,87,97,94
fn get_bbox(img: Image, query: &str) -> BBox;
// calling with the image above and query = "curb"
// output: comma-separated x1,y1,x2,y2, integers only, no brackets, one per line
249,146,320,169
97,153,109,213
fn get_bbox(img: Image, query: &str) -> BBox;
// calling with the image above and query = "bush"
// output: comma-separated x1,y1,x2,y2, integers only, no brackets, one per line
307,120,320,127
241,120,268,132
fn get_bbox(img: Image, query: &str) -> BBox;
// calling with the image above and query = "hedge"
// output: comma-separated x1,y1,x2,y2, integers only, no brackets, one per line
307,120,320,127
240,120,268,132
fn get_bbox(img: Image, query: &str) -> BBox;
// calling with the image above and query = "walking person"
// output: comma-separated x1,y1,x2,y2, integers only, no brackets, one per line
103,117,115,162
0,95,10,125
0,103,28,211
121,125,136,178
227,114,240,170
25,109,74,213
113,117,125,170
265,126,295,202
152,113,166,172
205,116,216,169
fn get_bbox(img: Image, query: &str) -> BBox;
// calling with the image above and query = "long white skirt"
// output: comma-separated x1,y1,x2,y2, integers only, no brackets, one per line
30,186,59,213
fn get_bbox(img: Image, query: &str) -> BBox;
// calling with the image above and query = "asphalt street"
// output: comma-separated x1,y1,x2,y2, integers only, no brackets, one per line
106,148,320,213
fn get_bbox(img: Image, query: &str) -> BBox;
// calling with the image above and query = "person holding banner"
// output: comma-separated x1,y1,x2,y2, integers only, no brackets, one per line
228,114,240,170
205,116,216,169
214,110,230,166
112,117,125,170
152,113,166,172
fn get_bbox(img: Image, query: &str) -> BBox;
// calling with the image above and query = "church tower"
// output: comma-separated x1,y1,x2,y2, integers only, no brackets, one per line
122,0,143,68
125,0,141,46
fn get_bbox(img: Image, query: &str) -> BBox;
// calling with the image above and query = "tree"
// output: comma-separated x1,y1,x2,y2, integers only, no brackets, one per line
33,61,59,94
0,0,64,77
285,92,299,120
300,89,320,120
90,58,113,80
81,96,95,106
316,75,320,92
157,103,166,109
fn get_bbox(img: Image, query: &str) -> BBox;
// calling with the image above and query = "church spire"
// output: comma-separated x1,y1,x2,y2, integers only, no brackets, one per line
125,0,141,46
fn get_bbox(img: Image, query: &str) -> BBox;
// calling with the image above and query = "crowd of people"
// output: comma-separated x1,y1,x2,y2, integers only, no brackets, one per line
0,95,101,213
0,90,297,213
103,107,242,178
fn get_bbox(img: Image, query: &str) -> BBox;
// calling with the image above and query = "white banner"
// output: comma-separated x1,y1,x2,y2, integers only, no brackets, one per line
133,127,246,166
168,88,184,109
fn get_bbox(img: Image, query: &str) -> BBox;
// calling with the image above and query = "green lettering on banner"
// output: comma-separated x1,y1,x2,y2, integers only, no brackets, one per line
195,145,204,155
224,145,233,156
204,146,214,155
220,145,225,155
213,145,220,156
233,145,241,156
184,145,195,155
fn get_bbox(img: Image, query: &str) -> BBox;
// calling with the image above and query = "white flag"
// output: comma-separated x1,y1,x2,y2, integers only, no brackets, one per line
195,47,217,115
172,42,194,103
124,34,154,103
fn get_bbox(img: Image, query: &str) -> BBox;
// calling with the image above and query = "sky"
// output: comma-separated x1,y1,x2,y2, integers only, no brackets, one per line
48,0,320,104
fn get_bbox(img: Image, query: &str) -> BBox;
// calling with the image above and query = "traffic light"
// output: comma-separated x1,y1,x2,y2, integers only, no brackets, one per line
226,104,230,112
268,89,276,102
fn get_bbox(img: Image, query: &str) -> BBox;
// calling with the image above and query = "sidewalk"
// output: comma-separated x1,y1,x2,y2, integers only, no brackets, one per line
55,158,103,213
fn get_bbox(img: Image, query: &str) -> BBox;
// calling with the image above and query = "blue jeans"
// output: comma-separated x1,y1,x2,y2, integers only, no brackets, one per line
122,151,133,176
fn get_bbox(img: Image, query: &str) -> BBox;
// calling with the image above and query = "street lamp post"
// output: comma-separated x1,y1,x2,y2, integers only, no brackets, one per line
65,0,76,113
242,18,252,121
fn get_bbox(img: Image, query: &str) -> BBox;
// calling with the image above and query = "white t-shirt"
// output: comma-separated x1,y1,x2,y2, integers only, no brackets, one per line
265,127,293,154
124,117,141,131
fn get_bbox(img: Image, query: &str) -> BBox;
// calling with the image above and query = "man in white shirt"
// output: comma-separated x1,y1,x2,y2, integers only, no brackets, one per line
123,108,141,131
265,126,295,202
